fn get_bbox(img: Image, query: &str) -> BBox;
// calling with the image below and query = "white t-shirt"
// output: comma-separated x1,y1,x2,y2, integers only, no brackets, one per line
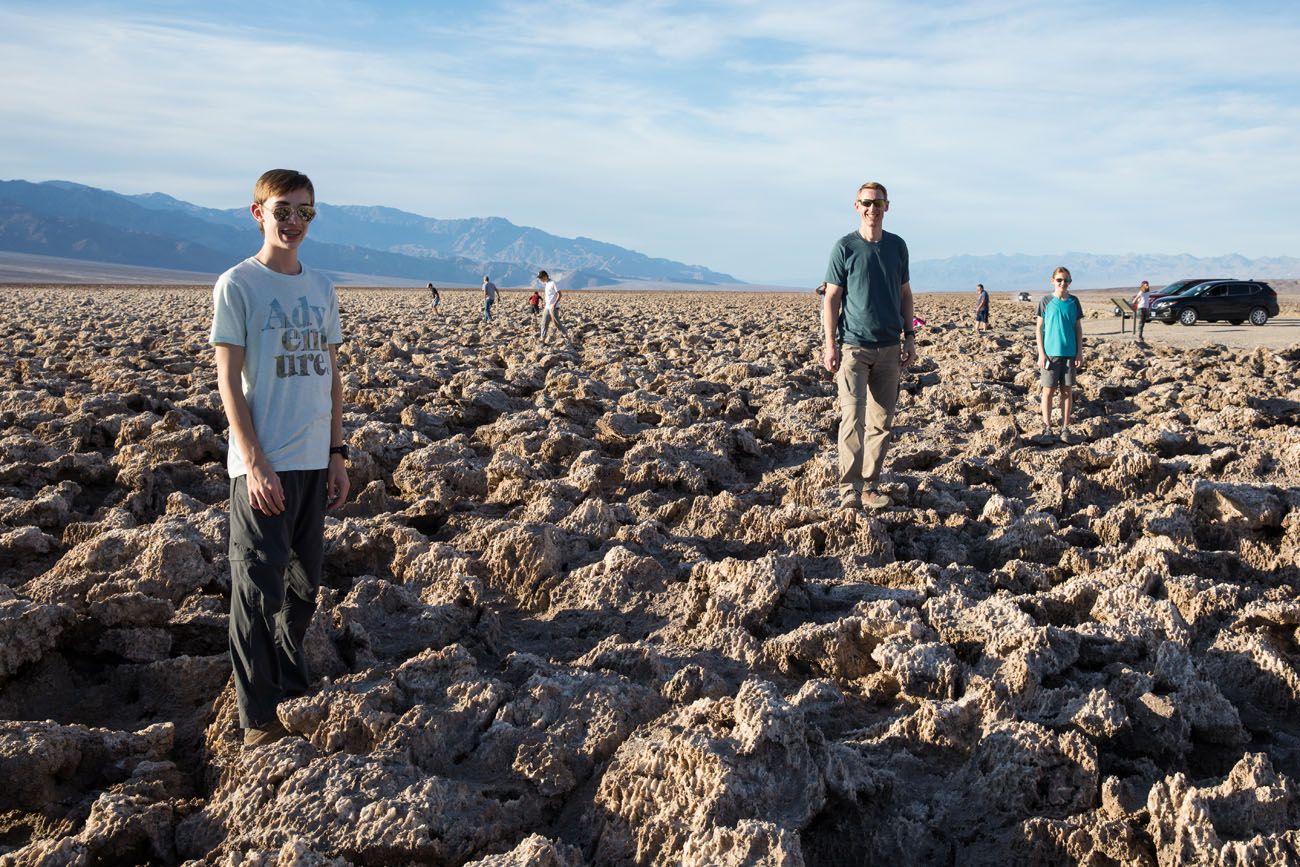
542,280,560,309
483,281,497,301
210,257,343,478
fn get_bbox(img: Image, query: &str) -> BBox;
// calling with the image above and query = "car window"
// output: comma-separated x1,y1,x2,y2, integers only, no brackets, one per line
1183,279,1226,295
1205,285,1227,297
1228,285,1250,296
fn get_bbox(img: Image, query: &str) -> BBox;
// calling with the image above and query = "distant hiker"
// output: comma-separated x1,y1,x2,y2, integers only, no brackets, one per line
210,169,349,748
975,283,990,331
537,270,573,345
482,275,498,322
822,181,917,512
815,282,827,332
1036,266,1085,442
1131,280,1151,342
528,289,542,317
428,282,441,314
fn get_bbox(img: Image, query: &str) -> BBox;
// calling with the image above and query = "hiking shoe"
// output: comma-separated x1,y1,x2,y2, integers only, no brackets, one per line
861,490,892,511
243,721,290,747
839,490,860,510
1060,427,1074,444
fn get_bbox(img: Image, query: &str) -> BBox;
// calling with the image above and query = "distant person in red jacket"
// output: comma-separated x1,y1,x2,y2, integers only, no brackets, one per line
528,289,541,317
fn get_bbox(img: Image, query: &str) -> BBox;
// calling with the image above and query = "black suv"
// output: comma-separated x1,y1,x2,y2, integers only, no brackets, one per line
1148,278,1224,304
1148,279,1279,326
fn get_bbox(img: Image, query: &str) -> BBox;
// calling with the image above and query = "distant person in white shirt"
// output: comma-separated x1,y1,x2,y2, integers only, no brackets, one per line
1130,280,1151,342
536,270,573,346
482,275,498,322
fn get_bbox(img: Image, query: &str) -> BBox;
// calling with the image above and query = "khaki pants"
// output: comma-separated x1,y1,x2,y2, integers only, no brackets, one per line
540,306,569,343
837,343,901,496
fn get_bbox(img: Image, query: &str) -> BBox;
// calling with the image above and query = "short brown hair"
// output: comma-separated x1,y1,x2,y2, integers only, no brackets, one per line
857,181,889,200
254,169,314,204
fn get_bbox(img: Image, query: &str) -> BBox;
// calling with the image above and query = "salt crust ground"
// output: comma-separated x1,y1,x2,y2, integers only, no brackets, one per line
0,286,1298,866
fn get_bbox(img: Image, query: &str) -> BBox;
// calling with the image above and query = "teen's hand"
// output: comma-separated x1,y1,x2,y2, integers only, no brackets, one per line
901,336,918,368
823,343,841,374
327,454,350,510
1038,352,1048,369
247,459,285,515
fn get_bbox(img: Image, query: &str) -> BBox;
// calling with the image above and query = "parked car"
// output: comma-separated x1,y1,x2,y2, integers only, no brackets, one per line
1148,279,1279,326
1016,291,1032,302
1147,278,1225,304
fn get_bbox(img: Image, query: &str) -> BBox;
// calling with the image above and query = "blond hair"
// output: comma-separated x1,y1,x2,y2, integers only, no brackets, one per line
253,169,314,204
857,181,889,200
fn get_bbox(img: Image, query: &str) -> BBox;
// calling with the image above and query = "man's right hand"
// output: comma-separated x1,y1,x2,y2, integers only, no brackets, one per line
823,343,841,373
247,459,285,515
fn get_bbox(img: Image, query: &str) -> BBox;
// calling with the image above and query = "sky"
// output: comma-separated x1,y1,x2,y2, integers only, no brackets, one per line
2,0,1298,284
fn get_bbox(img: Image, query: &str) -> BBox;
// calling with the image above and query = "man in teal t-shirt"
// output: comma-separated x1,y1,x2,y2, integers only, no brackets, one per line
1035,266,1085,442
823,181,917,511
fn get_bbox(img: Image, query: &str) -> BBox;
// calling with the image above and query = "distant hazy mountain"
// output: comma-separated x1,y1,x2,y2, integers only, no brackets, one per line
0,180,738,286
911,251,1300,292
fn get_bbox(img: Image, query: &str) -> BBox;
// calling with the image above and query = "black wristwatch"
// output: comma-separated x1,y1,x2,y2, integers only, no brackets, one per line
329,444,349,460
903,329,916,337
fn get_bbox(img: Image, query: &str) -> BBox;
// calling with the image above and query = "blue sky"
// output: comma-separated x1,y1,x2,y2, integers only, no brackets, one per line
2,0,1298,283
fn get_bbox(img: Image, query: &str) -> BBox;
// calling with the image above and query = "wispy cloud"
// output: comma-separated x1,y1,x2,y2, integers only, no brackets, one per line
2,0,1297,281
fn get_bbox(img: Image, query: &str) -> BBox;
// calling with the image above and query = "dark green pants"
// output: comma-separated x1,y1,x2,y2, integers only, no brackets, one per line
228,469,326,730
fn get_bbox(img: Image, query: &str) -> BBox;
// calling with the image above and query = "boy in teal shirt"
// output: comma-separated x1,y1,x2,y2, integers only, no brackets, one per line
1035,266,1084,441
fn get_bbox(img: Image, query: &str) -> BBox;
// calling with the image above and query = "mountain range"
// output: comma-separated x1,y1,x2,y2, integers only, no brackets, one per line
2,179,1297,290
0,180,737,287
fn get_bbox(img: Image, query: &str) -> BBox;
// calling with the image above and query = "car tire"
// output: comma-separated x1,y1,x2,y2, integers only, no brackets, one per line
1249,307,1269,326
1178,308,1198,326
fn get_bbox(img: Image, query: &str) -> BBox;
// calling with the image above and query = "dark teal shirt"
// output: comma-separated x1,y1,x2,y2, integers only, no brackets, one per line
824,230,909,348
1036,294,1083,357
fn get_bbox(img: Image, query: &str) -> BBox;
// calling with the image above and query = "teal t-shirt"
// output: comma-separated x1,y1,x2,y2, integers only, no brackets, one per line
824,230,909,348
1036,294,1083,357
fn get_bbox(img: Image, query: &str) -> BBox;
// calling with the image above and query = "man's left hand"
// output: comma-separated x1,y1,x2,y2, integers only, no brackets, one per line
901,336,918,368
327,454,350,510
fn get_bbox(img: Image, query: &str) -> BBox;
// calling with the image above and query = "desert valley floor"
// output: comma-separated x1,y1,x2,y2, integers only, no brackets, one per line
1,286,1298,866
